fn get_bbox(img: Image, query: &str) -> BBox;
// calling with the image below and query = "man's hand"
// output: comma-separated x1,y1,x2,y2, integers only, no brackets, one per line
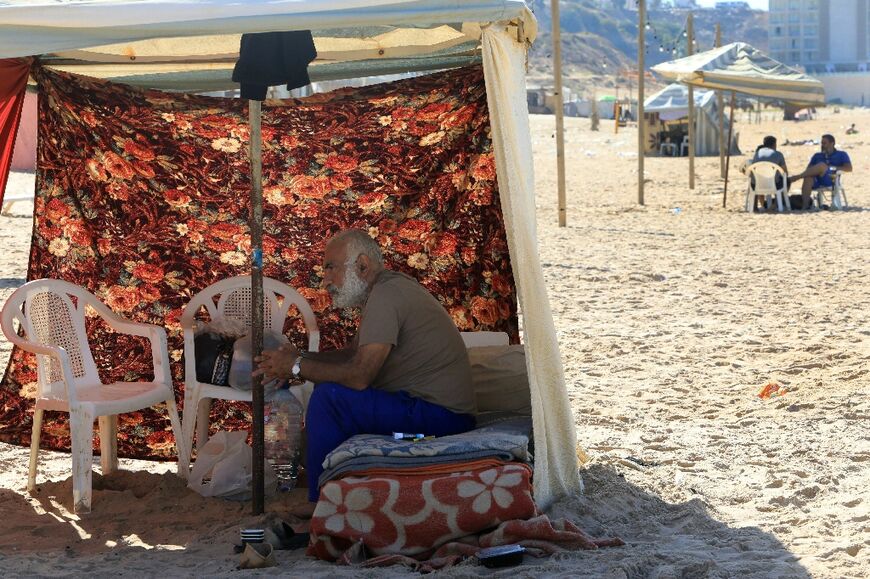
253,343,300,382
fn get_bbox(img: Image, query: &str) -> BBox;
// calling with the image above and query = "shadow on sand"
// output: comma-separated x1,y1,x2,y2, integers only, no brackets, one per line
0,462,812,577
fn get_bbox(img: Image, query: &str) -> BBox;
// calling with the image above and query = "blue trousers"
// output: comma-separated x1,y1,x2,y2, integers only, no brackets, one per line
305,382,476,502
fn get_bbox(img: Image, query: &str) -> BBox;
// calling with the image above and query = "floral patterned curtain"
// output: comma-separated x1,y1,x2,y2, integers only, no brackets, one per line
0,65,518,459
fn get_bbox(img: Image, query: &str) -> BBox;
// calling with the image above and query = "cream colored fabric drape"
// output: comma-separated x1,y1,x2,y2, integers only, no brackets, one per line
480,23,581,508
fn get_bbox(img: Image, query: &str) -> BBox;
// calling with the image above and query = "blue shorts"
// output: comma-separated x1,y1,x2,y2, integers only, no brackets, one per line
813,174,834,189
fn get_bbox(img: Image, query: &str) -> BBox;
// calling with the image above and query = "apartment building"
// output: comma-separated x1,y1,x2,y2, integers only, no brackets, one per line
769,0,869,73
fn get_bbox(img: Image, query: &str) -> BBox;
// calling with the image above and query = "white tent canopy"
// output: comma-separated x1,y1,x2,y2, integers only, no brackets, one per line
0,1,532,91
0,0,580,507
652,42,825,106
644,83,736,156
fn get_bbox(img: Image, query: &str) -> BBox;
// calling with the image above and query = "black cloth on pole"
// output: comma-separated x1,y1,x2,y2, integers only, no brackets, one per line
232,31,317,101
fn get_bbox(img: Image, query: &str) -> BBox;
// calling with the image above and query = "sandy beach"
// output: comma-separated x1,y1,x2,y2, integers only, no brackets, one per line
0,108,867,577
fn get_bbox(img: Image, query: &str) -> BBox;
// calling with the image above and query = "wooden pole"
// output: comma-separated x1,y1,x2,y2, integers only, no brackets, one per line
687,12,695,190
591,91,600,131
722,91,736,209
716,24,725,178
614,102,620,134
248,99,265,515
637,0,645,205
551,0,567,227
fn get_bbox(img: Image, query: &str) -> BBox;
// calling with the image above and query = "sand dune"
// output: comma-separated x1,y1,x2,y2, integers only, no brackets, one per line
0,108,867,577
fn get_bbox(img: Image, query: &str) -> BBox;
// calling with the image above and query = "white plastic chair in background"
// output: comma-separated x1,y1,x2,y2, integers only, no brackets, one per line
680,135,689,157
814,170,849,210
179,276,319,476
1,189,35,215
659,139,677,157
0,279,186,513
744,161,790,213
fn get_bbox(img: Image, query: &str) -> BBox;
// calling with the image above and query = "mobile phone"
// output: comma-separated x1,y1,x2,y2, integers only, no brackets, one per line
477,544,525,568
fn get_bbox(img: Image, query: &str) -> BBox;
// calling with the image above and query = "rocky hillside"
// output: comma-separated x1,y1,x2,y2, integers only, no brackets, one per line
526,0,768,96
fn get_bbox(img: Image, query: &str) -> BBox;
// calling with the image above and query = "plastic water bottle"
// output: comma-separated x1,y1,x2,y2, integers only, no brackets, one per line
263,387,303,492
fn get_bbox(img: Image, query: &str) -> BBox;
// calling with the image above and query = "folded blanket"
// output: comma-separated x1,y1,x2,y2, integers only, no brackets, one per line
334,458,508,481
319,415,532,487
308,462,537,561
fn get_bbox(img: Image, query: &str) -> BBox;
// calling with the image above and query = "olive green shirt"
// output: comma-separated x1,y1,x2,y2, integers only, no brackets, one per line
357,270,475,415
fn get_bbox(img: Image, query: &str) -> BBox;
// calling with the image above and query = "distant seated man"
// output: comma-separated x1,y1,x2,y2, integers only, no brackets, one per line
787,134,852,210
255,229,476,506
749,135,789,211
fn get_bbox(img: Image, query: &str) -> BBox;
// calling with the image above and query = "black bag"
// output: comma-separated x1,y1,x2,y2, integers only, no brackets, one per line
194,332,235,386
789,194,813,209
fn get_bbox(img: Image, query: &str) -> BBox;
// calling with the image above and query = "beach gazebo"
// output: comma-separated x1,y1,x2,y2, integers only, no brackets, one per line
0,0,580,510
651,42,825,206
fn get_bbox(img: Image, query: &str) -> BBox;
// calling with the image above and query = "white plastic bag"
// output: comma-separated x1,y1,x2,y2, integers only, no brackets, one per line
187,430,276,500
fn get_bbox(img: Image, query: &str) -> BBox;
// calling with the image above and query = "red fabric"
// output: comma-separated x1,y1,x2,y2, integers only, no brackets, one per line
0,64,519,459
308,462,624,570
0,58,32,202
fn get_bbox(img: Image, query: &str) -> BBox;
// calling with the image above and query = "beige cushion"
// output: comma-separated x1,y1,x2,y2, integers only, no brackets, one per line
467,345,531,415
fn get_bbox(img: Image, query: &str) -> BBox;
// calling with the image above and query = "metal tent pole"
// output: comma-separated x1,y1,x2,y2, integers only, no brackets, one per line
248,99,265,515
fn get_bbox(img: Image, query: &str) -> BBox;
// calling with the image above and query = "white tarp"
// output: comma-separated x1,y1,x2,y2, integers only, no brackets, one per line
0,0,531,59
0,0,579,507
482,23,581,504
652,42,825,106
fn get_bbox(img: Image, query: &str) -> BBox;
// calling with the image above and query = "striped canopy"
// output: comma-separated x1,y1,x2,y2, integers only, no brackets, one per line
652,42,825,106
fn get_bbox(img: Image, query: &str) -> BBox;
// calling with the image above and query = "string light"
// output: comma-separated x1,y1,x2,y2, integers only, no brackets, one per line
641,15,694,58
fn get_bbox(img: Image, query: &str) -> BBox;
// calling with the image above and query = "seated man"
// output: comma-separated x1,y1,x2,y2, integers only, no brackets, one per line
787,134,852,210
255,229,476,506
750,135,789,211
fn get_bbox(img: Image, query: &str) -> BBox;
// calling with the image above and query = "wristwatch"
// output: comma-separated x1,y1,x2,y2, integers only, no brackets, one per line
291,355,304,380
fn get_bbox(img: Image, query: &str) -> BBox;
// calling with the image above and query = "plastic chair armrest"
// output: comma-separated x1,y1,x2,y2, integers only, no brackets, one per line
91,303,173,384
181,328,199,396
13,340,78,402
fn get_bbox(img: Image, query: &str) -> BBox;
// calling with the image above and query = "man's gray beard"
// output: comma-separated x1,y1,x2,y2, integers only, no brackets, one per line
330,266,368,308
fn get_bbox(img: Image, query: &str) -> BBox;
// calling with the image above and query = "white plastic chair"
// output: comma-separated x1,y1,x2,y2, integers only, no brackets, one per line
460,331,509,348
659,140,677,157
745,161,790,213
680,135,689,157
1,189,35,215
179,276,319,476
0,279,186,513
814,170,849,210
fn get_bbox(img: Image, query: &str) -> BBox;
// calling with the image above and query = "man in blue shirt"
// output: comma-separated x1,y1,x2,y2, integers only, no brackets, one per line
788,134,852,209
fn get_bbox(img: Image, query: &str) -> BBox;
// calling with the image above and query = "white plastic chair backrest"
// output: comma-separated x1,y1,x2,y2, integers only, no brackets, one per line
181,275,320,352
460,331,509,348
747,162,785,192
1,280,101,398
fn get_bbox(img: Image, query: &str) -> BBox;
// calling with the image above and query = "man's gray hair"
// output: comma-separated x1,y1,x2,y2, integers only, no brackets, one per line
332,229,384,266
